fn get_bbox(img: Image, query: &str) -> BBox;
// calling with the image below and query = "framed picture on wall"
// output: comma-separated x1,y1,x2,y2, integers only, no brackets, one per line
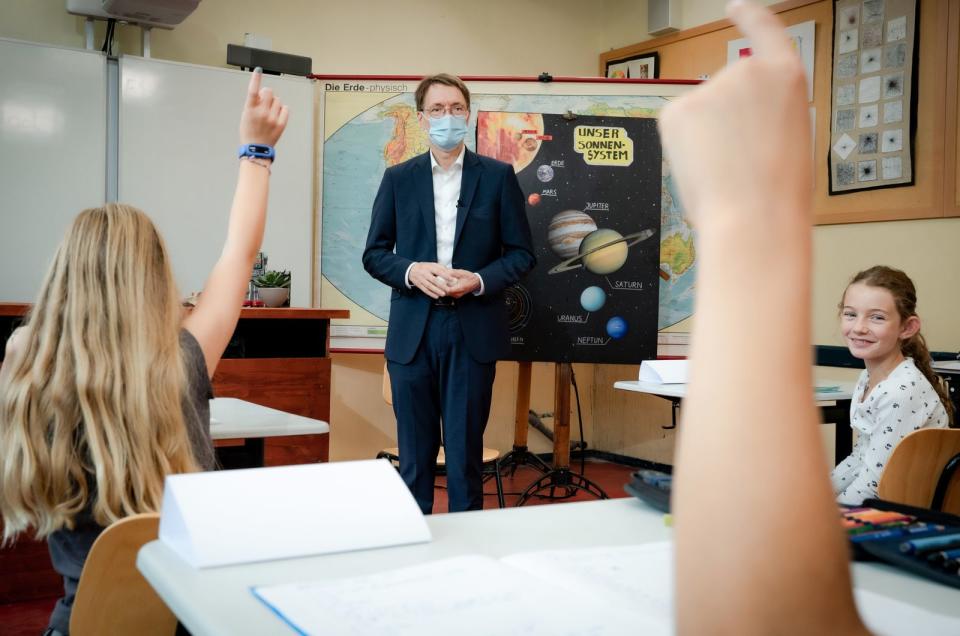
605,52,659,79
828,0,918,194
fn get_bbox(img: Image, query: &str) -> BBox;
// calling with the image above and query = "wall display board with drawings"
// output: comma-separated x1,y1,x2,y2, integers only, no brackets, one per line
829,0,918,193
477,112,661,363
316,77,697,357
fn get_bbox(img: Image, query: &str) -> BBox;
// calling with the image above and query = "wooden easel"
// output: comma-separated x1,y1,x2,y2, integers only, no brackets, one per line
498,361,551,476
503,361,608,506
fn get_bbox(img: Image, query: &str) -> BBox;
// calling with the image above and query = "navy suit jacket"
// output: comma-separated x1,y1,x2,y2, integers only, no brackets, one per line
362,149,535,364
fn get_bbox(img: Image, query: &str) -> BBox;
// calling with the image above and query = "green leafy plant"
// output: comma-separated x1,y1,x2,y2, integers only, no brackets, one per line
253,270,291,288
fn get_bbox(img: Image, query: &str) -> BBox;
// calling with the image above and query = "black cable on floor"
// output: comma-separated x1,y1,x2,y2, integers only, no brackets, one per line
570,365,586,475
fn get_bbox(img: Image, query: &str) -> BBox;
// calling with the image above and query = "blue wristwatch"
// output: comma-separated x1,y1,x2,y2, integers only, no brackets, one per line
237,143,275,161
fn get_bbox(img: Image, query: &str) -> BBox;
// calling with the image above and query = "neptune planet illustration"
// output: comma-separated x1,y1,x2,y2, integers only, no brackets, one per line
606,316,628,340
580,286,606,312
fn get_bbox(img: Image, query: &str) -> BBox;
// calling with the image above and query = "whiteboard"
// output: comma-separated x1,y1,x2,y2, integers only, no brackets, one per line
119,56,315,306
0,38,107,302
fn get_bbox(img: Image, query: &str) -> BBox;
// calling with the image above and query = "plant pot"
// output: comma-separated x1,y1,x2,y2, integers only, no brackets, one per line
257,287,289,308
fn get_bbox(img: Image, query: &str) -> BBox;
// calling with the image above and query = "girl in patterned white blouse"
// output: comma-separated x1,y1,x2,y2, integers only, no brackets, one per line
831,265,954,505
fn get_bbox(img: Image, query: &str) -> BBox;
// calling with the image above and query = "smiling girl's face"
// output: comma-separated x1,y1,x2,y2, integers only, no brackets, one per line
840,282,918,368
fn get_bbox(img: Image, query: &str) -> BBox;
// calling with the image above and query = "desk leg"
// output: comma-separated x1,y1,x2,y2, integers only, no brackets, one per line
214,438,265,470
821,400,852,465
515,363,608,506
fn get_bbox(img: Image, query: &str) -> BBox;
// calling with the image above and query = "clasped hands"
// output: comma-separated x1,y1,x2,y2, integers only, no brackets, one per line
409,262,479,299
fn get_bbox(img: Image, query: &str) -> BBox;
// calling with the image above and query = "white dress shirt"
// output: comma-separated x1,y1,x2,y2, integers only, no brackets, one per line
831,357,949,505
431,146,463,270
404,146,484,294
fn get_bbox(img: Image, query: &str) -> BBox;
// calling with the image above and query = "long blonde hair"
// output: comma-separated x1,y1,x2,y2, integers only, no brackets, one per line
1,204,201,543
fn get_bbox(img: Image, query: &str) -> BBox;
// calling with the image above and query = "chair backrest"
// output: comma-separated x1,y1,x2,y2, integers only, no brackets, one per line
878,428,960,514
382,362,392,406
70,512,177,636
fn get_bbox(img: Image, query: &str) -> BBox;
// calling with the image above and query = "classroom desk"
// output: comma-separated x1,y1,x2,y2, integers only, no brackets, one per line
614,380,856,465
138,497,960,635
210,398,330,468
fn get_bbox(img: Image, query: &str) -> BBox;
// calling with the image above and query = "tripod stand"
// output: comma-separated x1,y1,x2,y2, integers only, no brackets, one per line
515,362,608,506
498,361,552,477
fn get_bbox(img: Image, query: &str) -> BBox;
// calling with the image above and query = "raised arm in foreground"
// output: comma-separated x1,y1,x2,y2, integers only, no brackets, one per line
183,69,289,376
659,2,869,634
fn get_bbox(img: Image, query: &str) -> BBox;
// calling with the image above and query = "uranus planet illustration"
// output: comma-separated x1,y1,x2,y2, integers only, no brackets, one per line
547,210,598,259
548,227,656,275
580,286,606,312
606,316,628,340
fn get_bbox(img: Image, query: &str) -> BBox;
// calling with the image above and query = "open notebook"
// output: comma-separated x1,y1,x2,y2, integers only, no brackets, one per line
251,542,960,636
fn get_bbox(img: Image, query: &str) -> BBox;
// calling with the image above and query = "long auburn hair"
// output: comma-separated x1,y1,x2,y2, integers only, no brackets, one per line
841,265,954,426
0,204,200,543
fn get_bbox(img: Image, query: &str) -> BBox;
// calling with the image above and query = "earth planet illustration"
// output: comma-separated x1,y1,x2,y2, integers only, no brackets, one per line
536,165,554,183
548,227,656,275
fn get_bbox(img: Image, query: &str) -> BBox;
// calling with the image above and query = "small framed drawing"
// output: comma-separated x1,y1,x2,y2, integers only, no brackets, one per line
605,52,659,79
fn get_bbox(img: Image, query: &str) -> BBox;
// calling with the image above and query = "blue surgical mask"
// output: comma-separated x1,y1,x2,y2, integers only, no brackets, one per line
428,114,468,151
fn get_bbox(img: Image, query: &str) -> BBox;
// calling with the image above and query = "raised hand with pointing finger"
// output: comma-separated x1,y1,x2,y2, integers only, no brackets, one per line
239,67,289,149
661,2,868,635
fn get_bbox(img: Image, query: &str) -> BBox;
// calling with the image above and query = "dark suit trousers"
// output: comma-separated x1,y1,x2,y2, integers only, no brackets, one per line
387,305,496,514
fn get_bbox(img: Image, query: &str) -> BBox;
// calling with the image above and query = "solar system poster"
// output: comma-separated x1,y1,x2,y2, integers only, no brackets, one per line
477,112,661,364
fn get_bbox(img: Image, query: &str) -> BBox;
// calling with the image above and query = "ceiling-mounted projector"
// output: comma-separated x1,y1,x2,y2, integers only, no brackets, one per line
66,0,200,29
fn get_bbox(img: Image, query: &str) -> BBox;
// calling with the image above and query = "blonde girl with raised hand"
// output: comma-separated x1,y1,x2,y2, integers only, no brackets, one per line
0,68,287,636
832,265,953,505
658,1,869,633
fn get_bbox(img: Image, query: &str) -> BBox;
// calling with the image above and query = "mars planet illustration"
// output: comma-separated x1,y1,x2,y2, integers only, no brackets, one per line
548,227,656,275
527,193,541,206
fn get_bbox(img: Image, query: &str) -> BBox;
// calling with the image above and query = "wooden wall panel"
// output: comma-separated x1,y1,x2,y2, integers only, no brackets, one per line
213,358,332,422
213,357,332,464
949,0,960,216
600,0,958,226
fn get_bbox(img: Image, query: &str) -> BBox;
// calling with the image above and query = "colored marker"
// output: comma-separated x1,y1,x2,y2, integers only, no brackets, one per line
848,521,909,536
927,547,960,565
899,533,960,555
850,524,942,544
849,510,913,525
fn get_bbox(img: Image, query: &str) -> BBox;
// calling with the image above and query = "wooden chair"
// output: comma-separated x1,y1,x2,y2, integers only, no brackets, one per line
70,513,177,636
878,428,960,514
379,363,506,508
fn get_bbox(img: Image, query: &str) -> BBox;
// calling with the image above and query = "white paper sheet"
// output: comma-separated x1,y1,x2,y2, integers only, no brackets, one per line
159,459,430,568
855,588,960,636
252,554,669,636
252,543,960,636
639,359,688,384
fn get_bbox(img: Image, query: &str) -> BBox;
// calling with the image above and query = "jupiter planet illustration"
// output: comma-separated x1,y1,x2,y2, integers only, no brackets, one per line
546,210,598,259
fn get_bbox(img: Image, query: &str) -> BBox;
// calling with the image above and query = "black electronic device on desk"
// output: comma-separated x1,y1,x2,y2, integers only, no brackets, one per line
843,500,960,590
624,469,672,513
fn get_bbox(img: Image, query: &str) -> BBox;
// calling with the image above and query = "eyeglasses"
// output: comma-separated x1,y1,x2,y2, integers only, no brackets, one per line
422,103,468,119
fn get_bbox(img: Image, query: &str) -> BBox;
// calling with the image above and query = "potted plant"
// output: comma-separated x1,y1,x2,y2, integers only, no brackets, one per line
253,270,291,308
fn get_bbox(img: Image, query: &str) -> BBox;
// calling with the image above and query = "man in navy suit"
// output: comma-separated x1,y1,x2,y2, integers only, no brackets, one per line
363,74,535,514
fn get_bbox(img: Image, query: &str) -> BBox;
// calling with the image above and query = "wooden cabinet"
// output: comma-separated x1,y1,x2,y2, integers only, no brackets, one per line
212,308,348,466
0,304,349,466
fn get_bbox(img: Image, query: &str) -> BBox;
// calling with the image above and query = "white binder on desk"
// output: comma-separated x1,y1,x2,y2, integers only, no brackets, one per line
639,360,688,384
159,459,430,568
